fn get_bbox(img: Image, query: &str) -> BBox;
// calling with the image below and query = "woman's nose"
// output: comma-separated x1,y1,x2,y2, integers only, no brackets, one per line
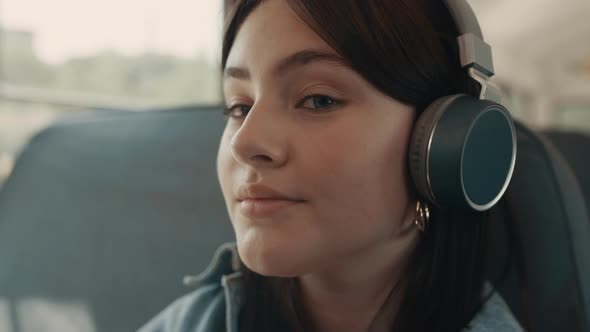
229,105,288,169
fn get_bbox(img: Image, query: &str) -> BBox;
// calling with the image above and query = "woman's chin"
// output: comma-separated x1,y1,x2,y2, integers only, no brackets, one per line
243,259,299,277
236,234,311,277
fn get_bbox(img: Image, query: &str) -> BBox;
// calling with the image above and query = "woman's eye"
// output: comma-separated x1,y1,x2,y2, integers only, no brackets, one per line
299,95,340,111
223,104,251,119
222,95,341,119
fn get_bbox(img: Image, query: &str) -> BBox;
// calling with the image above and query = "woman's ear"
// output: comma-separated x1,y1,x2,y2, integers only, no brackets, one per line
396,199,421,237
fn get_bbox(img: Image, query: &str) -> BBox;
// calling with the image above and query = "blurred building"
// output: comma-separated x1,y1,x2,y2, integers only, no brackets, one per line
1,28,35,57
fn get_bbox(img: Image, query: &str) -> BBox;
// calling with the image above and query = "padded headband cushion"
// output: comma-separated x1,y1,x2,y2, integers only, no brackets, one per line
443,0,483,39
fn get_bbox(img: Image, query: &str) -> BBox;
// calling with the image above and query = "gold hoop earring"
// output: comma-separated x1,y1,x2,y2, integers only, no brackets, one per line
414,200,430,232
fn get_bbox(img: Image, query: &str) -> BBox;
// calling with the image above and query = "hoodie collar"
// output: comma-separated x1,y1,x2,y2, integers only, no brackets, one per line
182,242,241,288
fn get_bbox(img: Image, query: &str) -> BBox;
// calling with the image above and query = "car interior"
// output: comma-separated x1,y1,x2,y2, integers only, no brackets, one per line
1,0,590,331
0,107,588,331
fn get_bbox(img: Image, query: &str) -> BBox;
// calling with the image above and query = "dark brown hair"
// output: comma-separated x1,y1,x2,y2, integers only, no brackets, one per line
221,1,495,331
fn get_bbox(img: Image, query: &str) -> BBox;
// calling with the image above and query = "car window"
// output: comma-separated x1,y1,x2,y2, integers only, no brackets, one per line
0,0,224,184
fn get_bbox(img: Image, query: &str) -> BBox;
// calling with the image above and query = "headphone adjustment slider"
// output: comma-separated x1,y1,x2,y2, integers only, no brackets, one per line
468,67,503,104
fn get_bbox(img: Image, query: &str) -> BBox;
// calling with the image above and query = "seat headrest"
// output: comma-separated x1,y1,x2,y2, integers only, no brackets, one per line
542,129,590,216
486,122,590,331
0,108,234,331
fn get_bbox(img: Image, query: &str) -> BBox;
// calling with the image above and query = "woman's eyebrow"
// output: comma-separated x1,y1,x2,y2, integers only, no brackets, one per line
223,49,350,82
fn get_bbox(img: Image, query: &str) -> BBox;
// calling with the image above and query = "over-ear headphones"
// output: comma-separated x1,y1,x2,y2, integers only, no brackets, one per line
409,0,517,212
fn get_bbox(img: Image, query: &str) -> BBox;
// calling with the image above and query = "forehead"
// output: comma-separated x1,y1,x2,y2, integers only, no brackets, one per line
226,0,335,74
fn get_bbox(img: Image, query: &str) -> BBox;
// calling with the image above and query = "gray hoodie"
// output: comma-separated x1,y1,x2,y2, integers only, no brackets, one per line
138,243,523,332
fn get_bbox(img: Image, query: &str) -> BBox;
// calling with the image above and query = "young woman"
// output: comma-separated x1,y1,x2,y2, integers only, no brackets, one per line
140,0,522,331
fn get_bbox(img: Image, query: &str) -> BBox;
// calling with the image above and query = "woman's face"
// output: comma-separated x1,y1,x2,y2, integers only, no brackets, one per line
217,0,417,277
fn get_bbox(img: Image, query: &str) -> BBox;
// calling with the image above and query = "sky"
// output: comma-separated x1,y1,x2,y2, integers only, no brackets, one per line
1,0,224,64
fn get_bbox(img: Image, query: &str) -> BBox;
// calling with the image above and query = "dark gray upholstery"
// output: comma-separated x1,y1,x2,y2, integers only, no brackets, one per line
542,130,590,216
0,108,233,332
0,109,589,331
485,123,590,332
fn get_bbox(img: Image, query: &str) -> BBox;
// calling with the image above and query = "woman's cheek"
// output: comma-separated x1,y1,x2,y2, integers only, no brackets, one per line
217,130,238,214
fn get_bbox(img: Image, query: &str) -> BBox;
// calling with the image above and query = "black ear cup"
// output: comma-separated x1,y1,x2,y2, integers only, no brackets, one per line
408,94,516,211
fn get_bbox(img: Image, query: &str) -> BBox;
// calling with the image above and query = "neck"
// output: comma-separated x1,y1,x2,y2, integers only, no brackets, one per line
297,229,419,332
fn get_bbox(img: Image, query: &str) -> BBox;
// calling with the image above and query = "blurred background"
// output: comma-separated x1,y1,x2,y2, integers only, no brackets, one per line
2,0,590,186
1,0,590,186
0,0,225,186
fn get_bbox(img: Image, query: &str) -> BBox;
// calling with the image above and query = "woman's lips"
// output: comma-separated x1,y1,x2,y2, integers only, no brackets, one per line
238,198,303,217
